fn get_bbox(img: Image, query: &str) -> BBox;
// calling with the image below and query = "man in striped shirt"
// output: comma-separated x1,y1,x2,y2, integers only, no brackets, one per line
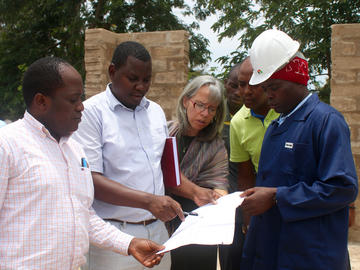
0,56,164,269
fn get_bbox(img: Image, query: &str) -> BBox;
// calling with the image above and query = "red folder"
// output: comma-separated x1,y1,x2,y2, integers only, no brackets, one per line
161,137,181,187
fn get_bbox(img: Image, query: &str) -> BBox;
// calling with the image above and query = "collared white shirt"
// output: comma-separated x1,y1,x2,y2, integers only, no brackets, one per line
0,112,133,270
73,84,167,222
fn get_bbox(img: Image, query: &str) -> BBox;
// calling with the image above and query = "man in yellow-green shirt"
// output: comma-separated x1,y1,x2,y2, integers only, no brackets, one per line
230,57,279,230
230,105,278,173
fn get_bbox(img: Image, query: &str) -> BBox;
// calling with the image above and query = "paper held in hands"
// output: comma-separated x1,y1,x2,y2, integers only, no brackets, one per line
161,137,181,187
157,192,244,254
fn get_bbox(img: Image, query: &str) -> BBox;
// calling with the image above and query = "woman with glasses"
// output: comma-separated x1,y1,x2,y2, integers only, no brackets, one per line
167,75,229,270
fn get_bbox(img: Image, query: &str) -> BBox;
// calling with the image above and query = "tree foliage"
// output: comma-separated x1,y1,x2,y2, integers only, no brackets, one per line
0,0,85,119
193,0,360,91
0,0,210,120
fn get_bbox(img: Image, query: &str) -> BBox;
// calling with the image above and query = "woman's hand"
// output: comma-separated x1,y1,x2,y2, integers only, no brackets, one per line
214,188,228,196
192,186,224,207
168,173,226,207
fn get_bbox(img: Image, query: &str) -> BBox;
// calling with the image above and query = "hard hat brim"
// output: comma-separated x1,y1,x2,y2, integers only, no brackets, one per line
249,43,299,85
249,71,273,86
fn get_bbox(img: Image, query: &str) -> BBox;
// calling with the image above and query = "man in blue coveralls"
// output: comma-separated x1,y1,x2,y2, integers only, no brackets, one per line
240,29,358,270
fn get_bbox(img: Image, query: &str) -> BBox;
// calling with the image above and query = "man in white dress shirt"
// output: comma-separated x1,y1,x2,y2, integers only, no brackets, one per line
74,41,220,270
0,56,164,270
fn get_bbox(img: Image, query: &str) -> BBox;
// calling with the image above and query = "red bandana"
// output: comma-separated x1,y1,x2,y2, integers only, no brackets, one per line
270,56,309,85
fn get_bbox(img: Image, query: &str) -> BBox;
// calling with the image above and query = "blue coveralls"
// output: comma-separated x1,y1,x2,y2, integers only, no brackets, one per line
241,94,358,270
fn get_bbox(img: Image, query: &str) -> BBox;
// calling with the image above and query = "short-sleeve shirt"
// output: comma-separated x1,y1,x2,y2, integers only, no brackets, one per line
73,84,168,222
230,106,279,172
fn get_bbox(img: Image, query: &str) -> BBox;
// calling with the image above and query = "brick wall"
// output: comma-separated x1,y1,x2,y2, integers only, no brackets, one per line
84,28,189,120
331,24,360,242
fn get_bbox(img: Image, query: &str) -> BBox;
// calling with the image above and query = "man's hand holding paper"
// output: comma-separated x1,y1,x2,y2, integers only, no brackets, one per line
158,192,244,253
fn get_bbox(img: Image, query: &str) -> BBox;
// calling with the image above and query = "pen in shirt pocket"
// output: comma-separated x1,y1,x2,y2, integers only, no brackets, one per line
81,157,89,169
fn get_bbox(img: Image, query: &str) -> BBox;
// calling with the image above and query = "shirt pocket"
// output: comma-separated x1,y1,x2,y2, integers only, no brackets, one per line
278,217,322,268
71,166,94,208
149,126,167,156
279,142,315,184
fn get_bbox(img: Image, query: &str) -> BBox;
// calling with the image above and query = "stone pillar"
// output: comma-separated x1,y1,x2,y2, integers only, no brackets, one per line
84,28,189,120
331,23,360,242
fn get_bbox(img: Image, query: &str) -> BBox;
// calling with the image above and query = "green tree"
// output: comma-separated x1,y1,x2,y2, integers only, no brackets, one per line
193,0,360,98
0,0,85,120
0,0,210,120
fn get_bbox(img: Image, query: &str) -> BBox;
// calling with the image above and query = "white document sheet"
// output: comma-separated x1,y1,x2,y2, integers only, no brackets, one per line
158,192,244,254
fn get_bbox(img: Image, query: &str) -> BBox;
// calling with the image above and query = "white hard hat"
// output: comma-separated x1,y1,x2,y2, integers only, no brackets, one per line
249,29,300,85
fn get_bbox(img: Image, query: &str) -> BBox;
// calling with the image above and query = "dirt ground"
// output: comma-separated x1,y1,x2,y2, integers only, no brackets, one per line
349,242,360,269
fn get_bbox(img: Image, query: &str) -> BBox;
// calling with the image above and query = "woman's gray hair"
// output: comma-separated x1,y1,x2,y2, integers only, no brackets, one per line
177,75,226,141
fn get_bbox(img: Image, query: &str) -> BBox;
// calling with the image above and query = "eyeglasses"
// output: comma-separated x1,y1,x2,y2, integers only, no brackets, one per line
189,100,217,115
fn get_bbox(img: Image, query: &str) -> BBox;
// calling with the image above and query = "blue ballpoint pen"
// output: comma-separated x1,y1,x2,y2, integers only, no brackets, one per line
81,157,88,168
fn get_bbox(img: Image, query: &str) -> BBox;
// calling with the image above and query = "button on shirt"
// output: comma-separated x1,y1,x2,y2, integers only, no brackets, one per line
0,112,133,270
73,84,167,222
